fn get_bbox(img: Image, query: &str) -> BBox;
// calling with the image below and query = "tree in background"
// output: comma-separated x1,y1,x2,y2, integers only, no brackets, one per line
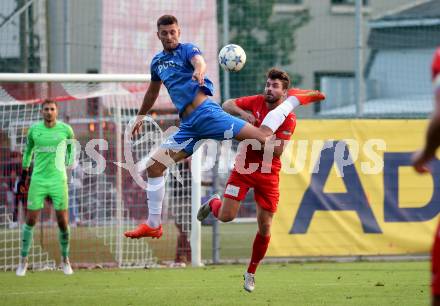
218,0,310,99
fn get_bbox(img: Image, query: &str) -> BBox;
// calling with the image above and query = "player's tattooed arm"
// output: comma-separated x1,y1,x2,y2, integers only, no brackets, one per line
191,54,206,86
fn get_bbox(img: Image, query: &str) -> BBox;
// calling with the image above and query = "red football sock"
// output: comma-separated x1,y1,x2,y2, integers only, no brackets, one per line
247,232,271,274
209,198,222,218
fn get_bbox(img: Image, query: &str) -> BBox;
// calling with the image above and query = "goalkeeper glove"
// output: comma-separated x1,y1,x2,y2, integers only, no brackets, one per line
17,169,28,193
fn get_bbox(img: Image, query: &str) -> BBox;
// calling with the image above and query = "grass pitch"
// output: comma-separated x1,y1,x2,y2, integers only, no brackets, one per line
0,261,429,306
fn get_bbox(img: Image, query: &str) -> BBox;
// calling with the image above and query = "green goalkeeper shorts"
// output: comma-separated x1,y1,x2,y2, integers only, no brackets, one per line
27,180,68,211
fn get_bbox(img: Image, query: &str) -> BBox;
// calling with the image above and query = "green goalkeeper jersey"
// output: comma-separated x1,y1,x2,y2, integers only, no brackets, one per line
22,121,75,183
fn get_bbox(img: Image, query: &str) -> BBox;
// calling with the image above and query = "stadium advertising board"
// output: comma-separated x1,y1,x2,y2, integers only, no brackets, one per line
270,119,439,256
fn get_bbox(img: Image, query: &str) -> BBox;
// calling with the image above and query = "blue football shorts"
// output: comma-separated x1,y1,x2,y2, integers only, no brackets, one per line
162,98,246,155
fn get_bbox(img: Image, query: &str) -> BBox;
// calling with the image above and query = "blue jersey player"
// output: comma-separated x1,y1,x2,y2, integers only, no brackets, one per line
124,15,323,239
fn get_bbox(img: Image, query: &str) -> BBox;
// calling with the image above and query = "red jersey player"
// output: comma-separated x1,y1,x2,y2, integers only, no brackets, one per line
198,68,324,292
412,47,440,306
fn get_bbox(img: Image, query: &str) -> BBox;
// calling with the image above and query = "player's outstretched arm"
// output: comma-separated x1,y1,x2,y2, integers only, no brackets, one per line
132,80,162,136
190,54,206,86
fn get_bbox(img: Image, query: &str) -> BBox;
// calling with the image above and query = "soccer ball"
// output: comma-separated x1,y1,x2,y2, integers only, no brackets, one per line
218,44,246,72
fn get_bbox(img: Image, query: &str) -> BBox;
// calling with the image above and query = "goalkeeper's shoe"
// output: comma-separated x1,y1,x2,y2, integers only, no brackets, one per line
16,256,28,277
197,194,220,221
62,257,74,275
243,272,255,292
124,223,163,239
288,88,325,105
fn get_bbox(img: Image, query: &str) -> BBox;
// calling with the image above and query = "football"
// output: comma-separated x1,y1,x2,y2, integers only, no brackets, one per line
218,44,246,72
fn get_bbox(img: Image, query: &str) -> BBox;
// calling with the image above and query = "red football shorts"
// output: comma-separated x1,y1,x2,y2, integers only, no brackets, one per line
223,170,279,213
432,222,440,296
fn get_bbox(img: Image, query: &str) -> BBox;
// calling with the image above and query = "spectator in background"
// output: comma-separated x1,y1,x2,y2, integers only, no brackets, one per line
8,152,24,229
8,170,19,228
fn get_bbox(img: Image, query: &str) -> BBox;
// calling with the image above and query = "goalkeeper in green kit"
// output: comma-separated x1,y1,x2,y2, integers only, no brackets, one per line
16,99,75,276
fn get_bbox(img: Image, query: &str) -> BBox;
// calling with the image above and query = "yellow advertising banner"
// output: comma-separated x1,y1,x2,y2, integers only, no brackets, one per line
269,120,439,257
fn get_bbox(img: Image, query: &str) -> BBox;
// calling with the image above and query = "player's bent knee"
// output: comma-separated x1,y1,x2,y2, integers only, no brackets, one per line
259,226,271,237
218,215,234,222
146,162,166,177
26,219,36,227
259,125,274,138
254,127,273,144
58,222,68,231
26,211,39,226
218,210,236,222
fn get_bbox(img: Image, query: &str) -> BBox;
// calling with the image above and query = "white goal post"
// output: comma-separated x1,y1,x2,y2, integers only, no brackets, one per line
0,73,202,268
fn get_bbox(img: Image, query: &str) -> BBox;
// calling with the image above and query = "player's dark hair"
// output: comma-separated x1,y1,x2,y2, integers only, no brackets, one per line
41,99,57,108
157,15,178,29
267,68,291,90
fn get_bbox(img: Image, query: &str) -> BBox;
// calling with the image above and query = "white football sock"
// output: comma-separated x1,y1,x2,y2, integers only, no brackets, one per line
145,176,165,228
261,96,300,132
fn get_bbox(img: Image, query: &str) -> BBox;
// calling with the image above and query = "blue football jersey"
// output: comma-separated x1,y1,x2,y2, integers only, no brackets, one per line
150,43,215,114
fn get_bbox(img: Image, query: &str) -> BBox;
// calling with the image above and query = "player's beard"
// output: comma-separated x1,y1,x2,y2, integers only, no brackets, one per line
163,40,178,51
44,114,56,124
264,93,281,104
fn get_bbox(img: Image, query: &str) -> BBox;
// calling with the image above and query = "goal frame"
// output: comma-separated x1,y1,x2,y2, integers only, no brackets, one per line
0,73,202,267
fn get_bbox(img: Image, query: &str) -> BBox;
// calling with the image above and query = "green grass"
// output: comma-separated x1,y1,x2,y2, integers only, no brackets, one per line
0,222,258,267
201,223,256,260
0,261,430,305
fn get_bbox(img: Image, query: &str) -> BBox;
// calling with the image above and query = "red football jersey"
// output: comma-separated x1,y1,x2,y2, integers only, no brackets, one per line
234,95,296,175
432,47,440,80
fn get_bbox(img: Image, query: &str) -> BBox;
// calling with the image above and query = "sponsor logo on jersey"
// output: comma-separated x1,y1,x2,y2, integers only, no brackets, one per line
225,184,240,197
157,60,177,73
52,133,62,140
35,146,57,153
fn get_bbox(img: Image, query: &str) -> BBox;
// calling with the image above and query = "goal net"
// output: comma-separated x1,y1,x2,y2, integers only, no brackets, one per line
0,77,201,271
